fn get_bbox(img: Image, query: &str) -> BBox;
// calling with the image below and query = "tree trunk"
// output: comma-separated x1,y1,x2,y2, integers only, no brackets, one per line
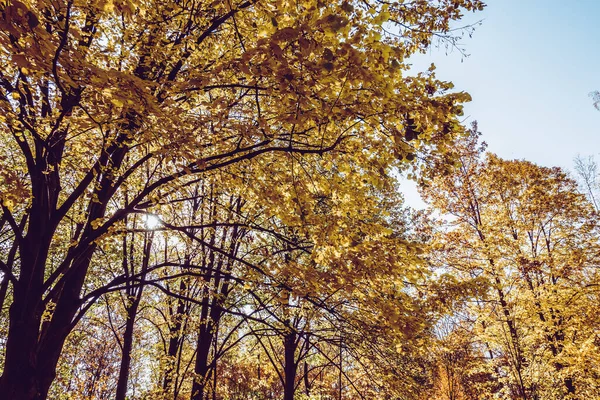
190,281,230,400
283,328,298,400
115,231,153,400
303,361,310,397
190,214,239,400
0,292,42,400
115,298,141,400
163,280,187,395
190,324,213,400
0,225,55,400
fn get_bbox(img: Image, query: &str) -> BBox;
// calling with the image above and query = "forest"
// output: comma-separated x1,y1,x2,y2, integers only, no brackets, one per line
0,0,598,399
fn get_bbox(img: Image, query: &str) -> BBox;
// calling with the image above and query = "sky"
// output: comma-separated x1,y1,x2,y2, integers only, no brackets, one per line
401,0,600,208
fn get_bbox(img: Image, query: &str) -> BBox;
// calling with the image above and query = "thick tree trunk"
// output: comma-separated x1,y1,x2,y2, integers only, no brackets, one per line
0,28,144,396
0,286,74,400
0,218,118,400
0,292,42,400
0,224,55,400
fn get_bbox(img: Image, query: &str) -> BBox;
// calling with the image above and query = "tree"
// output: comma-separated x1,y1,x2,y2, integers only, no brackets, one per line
0,0,484,398
422,128,600,399
574,154,600,211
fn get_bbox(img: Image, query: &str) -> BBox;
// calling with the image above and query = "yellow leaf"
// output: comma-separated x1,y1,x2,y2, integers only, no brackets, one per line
103,0,114,12
1,198,14,210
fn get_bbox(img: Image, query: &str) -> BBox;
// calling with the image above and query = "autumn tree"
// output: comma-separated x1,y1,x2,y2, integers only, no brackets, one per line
423,128,600,399
0,0,486,398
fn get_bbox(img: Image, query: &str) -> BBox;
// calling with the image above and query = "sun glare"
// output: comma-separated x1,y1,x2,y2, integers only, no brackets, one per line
144,214,162,230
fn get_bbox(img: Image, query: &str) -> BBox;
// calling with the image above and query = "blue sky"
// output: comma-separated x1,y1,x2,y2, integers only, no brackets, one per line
402,0,600,208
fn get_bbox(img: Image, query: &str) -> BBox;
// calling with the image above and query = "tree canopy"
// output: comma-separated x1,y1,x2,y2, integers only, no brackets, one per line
0,0,600,400
0,0,485,399
7,2,600,400
421,128,600,400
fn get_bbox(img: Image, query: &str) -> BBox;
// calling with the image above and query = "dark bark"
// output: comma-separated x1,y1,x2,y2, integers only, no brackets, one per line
190,320,214,400
115,232,153,400
0,207,58,400
190,270,231,400
303,361,310,397
115,301,139,400
283,328,298,400
0,128,130,400
190,228,218,400
163,280,188,396
0,4,260,398
190,203,241,400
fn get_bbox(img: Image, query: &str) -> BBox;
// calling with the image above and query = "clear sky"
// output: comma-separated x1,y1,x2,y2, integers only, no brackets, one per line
402,0,600,208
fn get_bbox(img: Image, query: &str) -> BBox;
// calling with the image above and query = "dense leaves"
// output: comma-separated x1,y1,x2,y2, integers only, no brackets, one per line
2,1,599,399
0,0,484,399
422,128,600,400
